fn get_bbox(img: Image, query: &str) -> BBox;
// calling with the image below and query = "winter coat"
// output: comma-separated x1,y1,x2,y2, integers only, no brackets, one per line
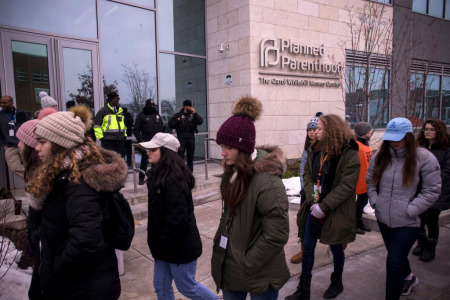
37,149,127,300
297,140,360,245
0,108,31,146
421,142,450,211
146,169,202,264
366,147,441,228
299,149,308,188
133,107,166,142
93,104,126,141
211,146,290,294
168,108,203,139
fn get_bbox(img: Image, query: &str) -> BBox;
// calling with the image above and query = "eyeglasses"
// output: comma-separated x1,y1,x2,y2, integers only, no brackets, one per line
424,128,436,132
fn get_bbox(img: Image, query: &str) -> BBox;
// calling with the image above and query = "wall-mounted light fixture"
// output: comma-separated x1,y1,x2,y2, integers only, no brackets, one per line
218,42,229,53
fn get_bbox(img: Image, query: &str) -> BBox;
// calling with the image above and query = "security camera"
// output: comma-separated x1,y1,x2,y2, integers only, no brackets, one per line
218,43,229,53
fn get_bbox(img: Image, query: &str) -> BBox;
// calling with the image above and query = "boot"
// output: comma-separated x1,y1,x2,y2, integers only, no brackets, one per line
412,233,427,256
323,272,343,299
420,238,437,262
291,242,303,264
285,274,312,300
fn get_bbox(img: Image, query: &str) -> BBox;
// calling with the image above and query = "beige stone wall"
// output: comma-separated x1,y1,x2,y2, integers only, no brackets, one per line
206,0,393,160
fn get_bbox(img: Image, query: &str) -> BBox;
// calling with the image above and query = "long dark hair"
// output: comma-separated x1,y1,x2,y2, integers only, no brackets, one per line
149,147,195,192
304,130,314,151
220,151,254,215
371,132,418,187
417,118,449,149
21,144,41,182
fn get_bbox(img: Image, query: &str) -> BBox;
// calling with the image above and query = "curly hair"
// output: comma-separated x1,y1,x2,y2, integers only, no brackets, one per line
417,118,450,149
25,137,106,198
221,151,254,215
310,114,355,157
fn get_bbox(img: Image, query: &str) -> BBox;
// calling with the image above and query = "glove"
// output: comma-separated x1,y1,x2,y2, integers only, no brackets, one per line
310,204,325,219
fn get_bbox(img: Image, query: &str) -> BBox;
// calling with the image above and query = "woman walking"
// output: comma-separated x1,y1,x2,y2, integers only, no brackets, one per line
286,114,360,300
139,132,218,300
25,106,126,299
291,112,322,265
413,118,450,262
366,118,441,299
211,96,290,299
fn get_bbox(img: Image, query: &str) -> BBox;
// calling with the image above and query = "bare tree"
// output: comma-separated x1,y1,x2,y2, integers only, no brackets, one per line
121,64,156,115
340,2,393,129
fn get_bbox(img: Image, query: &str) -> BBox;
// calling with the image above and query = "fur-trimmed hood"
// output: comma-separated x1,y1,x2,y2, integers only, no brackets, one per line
254,145,287,176
81,148,128,192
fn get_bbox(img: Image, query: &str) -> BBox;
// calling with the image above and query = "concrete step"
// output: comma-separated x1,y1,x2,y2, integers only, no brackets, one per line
193,186,221,206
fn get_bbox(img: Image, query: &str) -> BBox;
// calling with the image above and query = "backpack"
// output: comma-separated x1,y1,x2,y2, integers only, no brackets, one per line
101,190,135,251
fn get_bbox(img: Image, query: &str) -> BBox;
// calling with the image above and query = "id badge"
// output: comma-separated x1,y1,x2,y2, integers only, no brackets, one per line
9,129,14,137
313,185,322,193
219,234,228,249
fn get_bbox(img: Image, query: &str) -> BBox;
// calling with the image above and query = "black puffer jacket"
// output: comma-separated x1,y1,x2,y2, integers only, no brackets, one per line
168,108,203,139
422,142,450,211
146,169,202,264
133,107,165,142
37,149,127,300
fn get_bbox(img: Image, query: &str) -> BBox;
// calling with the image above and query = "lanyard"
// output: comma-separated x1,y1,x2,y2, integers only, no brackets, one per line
3,110,16,127
316,153,329,189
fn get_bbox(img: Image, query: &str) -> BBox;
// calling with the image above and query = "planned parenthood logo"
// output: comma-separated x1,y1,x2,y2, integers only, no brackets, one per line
260,38,280,67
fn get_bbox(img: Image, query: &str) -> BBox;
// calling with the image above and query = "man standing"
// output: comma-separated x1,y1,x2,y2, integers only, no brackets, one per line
354,122,374,235
168,99,203,172
94,92,126,156
134,99,165,184
0,95,31,179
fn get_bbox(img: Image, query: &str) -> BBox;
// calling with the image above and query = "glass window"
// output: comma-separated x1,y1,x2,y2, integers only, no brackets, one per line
412,0,427,13
371,0,391,3
158,0,205,56
126,0,155,7
0,0,97,39
442,76,450,124
425,75,440,119
410,73,425,124
100,0,157,118
446,0,450,19
368,68,389,127
159,53,207,133
345,66,366,125
429,0,444,17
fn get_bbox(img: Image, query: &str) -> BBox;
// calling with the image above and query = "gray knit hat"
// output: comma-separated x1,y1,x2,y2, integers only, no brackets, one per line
34,105,92,149
354,122,373,137
39,91,58,109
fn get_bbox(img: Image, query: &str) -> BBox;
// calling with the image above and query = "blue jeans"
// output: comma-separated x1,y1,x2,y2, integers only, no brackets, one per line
153,259,218,300
302,211,345,275
378,222,420,300
223,285,278,300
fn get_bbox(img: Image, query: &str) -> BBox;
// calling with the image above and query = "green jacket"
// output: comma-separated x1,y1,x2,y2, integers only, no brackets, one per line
211,146,290,294
93,104,127,141
297,140,360,245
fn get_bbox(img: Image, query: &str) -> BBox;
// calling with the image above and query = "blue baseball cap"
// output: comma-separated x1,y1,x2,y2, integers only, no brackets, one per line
382,118,413,141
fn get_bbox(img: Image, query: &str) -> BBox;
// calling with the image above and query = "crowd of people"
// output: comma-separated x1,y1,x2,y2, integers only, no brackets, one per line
1,92,448,300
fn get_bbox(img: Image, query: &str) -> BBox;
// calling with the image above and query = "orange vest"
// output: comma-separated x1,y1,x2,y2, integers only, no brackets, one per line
356,140,373,195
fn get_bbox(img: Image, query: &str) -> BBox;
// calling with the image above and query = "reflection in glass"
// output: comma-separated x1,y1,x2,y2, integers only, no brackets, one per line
412,0,427,13
158,0,205,56
12,41,49,117
443,76,450,124
125,0,155,7
429,0,444,18
368,68,389,127
345,66,366,125
446,0,450,19
0,0,97,39
100,0,157,118
425,75,440,120
410,73,425,123
63,48,94,111
159,53,207,133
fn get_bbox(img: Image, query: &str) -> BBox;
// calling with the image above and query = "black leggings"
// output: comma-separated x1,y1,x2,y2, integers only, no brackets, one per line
419,208,441,240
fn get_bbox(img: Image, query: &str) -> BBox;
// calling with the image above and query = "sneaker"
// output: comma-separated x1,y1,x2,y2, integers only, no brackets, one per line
356,228,365,235
401,275,419,296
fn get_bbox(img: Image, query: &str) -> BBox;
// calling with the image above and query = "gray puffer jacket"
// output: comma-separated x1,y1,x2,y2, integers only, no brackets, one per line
366,147,441,228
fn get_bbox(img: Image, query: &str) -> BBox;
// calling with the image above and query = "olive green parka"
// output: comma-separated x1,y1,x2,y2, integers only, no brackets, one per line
297,140,360,245
211,146,290,294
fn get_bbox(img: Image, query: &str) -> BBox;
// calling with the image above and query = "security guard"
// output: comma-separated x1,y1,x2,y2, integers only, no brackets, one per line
168,99,203,172
94,91,126,156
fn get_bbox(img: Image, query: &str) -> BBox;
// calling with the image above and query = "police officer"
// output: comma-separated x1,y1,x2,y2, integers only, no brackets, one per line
94,92,126,156
134,99,166,184
168,99,203,172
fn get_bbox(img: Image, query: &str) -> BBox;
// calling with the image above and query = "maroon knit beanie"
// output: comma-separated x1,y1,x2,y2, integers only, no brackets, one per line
216,96,262,153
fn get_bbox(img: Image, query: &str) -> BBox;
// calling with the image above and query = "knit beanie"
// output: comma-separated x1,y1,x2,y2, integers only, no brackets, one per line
306,112,323,130
354,122,373,137
39,91,58,109
34,105,93,149
16,120,40,149
37,107,58,119
216,96,262,154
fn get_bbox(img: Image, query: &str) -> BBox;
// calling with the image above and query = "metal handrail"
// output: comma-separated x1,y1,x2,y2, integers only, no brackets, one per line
204,138,222,180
